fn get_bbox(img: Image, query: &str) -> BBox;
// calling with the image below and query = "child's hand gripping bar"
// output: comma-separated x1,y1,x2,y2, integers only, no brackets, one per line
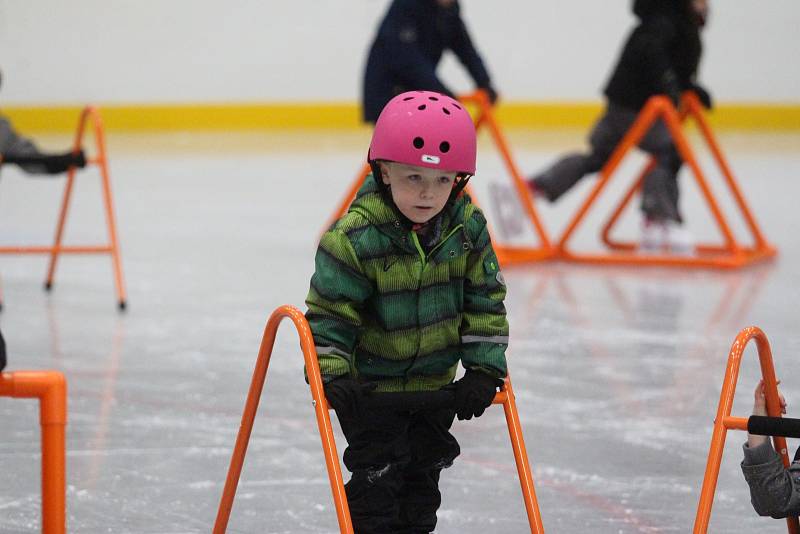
748,416,800,439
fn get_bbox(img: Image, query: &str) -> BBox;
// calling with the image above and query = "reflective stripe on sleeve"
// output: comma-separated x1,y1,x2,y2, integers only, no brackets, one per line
461,335,509,344
315,345,349,357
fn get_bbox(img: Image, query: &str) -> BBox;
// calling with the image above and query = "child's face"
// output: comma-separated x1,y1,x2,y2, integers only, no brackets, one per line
379,161,458,224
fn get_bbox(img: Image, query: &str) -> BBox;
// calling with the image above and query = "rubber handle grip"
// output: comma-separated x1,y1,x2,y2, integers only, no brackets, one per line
748,416,800,438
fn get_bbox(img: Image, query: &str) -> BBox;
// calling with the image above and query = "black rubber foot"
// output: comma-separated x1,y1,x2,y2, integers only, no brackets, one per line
118,300,127,311
44,282,53,292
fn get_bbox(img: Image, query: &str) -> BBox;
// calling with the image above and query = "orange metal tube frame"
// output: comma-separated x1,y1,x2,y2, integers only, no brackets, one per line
461,91,553,259
322,91,554,265
214,304,545,533
0,371,67,534
0,106,127,309
600,92,772,257
557,93,776,269
693,327,799,533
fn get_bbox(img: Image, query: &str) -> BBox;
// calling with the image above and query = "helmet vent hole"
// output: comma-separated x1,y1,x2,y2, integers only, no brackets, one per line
439,141,450,153
442,107,451,115
417,104,427,111
428,96,439,101
402,96,414,101
452,103,462,110
413,137,425,149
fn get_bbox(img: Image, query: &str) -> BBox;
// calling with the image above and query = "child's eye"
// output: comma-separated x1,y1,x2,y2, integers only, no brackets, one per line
438,176,453,184
407,174,422,182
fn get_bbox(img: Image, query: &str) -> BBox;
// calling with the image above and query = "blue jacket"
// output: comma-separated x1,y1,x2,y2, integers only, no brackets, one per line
362,0,492,122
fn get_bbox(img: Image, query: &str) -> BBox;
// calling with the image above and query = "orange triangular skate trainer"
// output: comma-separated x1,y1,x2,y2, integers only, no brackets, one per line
556,92,776,269
0,107,127,309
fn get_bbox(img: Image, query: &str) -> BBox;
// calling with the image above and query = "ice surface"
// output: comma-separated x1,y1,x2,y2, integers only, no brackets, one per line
1,129,798,533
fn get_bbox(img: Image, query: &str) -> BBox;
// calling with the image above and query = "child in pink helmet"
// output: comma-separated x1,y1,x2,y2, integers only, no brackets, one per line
306,90,508,533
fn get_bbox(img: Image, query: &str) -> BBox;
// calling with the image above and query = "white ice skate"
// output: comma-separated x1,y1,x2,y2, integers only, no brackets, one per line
664,221,695,255
639,218,665,254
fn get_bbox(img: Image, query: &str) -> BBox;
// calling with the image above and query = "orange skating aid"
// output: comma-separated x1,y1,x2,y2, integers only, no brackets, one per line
0,371,68,534
0,107,127,309
557,92,777,269
693,327,799,533
213,305,545,534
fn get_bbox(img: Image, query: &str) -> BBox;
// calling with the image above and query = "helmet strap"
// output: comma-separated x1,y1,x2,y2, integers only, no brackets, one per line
450,173,472,201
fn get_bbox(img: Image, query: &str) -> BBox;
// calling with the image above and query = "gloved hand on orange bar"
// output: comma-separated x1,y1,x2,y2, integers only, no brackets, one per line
2,149,87,174
691,83,713,110
452,369,503,421
481,85,499,106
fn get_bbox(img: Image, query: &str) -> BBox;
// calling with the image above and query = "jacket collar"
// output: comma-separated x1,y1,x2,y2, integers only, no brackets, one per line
349,174,469,255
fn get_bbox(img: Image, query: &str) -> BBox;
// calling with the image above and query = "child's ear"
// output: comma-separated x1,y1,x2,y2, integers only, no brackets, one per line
378,162,391,184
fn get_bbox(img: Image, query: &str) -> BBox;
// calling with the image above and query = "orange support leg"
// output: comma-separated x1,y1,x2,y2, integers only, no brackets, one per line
214,304,545,533
460,91,554,266
683,92,774,254
496,376,546,532
0,106,127,309
213,305,352,534
0,371,67,534
693,327,799,533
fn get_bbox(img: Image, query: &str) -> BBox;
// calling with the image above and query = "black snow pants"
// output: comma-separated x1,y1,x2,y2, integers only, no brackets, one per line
335,404,460,534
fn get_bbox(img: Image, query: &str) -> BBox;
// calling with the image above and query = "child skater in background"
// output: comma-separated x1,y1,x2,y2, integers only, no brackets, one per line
741,380,800,518
1,112,85,175
0,69,85,175
362,0,498,124
527,0,712,254
306,90,508,533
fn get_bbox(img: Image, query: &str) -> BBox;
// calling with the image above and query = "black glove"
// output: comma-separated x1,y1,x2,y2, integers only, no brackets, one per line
453,369,504,421
323,375,376,419
42,149,87,174
691,83,713,110
481,85,499,106
2,149,87,174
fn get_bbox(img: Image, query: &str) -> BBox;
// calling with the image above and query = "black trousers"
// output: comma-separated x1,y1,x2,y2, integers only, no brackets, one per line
336,405,460,534
0,328,6,372
533,103,684,222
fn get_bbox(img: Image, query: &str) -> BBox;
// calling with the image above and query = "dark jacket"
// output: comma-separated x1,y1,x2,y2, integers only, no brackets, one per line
0,115,85,174
604,0,702,110
305,174,508,392
0,328,5,372
362,0,492,122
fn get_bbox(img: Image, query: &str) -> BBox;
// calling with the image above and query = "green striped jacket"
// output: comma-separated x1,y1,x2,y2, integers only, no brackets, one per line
305,174,508,392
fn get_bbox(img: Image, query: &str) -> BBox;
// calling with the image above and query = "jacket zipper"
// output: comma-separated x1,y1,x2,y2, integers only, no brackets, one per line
404,224,464,388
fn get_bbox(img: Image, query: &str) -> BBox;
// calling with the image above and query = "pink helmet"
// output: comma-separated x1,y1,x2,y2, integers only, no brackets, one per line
368,90,476,175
